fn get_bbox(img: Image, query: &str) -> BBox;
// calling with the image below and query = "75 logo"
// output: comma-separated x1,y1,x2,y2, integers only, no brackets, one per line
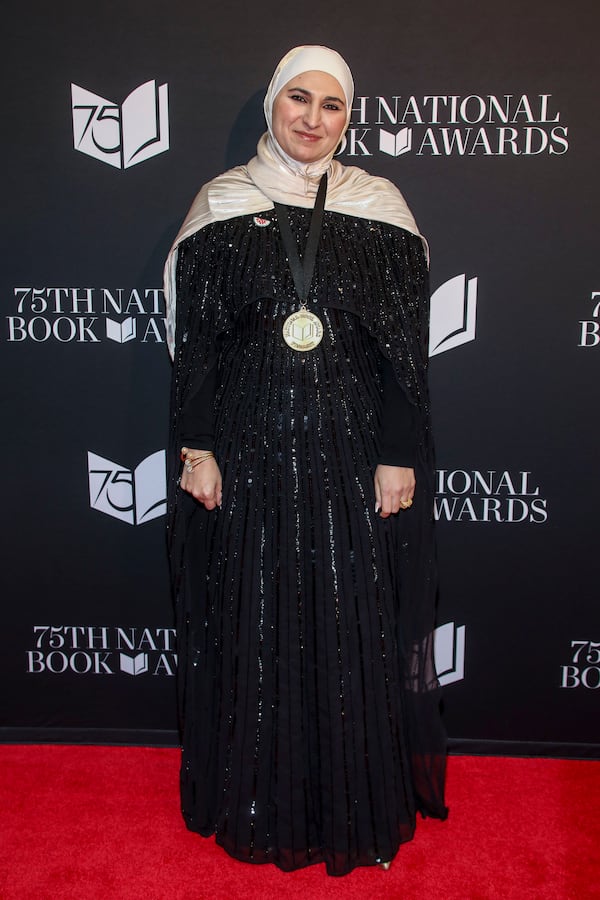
87,450,166,525
71,80,169,169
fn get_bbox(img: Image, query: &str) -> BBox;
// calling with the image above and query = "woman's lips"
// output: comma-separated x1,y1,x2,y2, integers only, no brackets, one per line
294,131,321,142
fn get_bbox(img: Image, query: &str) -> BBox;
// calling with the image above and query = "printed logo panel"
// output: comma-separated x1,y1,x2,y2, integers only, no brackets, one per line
379,126,412,157
435,469,548,524
434,621,466,686
5,287,165,344
339,93,569,158
71,80,169,169
88,450,166,525
120,652,149,676
578,291,600,348
429,274,478,357
26,626,176,677
559,640,600,690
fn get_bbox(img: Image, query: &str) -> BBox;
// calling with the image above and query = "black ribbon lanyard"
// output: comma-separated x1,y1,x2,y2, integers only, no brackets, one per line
274,173,328,308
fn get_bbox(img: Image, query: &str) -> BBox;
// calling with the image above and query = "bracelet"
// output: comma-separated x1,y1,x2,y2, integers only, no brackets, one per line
181,447,213,462
188,453,214,471
180,447,215,474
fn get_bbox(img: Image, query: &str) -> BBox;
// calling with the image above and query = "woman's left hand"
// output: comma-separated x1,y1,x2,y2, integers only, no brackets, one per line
374,465,415,517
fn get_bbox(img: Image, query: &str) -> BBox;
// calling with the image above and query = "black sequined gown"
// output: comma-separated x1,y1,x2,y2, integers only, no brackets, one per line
168,207,447,876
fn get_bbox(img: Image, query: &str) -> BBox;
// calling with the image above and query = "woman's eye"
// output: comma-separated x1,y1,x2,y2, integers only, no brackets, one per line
324,103,342,111
290,94,307,102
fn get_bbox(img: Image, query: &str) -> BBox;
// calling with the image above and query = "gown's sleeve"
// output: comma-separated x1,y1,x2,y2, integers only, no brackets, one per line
173,231,223,453
378,356,416,466
179,362,217,451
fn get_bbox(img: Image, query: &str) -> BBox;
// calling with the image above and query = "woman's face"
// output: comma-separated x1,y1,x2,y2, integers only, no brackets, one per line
272,70,347,164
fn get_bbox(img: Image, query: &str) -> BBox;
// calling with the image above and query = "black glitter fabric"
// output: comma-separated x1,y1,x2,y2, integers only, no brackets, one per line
167,208,447,876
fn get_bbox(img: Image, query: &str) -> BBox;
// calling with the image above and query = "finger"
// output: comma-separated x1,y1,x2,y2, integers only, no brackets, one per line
374,478,382,514
192,483,217,503
380,492,395,518
198,484,218,507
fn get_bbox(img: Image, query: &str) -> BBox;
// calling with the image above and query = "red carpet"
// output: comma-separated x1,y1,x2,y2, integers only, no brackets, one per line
0,746,597,899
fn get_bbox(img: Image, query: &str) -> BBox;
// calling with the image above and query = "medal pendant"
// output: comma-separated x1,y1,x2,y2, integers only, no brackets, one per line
282,308,323,352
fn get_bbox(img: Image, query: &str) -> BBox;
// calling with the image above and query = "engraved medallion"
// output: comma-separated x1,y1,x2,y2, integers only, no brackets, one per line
282,308,323,352
276,175,328,353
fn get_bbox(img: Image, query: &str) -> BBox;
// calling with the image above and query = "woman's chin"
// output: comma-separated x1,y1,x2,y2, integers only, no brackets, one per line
286,140,328,165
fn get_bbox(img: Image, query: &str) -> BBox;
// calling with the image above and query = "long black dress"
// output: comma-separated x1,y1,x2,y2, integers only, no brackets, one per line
167,206,447,876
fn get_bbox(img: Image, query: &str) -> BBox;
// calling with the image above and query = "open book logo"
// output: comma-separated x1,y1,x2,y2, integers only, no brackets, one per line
379,127,412,156
434,621,466,686
106,317,136,343
119,652,148,676
429,274,478,357
88,450,166,525
71,80,169,169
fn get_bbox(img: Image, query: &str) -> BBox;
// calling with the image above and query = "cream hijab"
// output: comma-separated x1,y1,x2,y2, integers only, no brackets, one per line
249,44,354,187
164,45,425,356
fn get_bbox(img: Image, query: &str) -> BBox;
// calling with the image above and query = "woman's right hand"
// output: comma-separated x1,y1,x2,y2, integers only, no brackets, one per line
180,453,223,510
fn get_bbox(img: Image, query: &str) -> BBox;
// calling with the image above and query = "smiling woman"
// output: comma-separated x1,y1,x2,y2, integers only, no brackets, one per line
272,71,347,164
164,45,447,877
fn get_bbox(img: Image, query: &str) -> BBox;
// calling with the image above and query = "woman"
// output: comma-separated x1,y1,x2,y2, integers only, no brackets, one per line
164,45,447,877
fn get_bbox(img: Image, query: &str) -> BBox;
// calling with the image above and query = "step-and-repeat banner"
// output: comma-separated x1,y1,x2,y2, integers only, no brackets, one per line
2,1,598,755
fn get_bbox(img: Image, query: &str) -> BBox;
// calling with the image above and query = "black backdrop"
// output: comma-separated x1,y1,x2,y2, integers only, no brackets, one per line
2,0,599,756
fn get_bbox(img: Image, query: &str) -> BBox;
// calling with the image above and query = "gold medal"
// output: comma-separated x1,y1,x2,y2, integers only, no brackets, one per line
282,308,323,352
276,175,328,353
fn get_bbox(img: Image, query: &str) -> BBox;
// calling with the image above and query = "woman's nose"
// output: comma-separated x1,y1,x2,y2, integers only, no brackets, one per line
302,102,321,128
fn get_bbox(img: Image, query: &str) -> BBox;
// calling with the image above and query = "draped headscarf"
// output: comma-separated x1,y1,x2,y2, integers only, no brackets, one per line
164,45,426,356
253,44,354,183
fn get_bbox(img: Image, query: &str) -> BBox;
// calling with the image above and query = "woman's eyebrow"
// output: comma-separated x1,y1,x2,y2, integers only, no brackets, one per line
286,86,346,105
